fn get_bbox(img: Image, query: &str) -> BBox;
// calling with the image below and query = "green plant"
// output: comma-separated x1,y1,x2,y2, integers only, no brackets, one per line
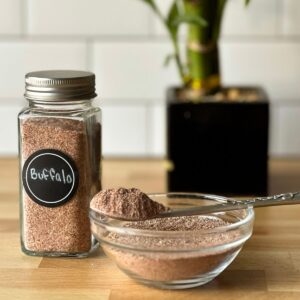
139,0,251,96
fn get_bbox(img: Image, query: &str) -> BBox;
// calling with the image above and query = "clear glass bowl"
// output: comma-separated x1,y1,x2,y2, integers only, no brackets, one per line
90,193,254,289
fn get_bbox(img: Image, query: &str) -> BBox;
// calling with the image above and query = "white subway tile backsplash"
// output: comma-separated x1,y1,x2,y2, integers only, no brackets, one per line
0,0,299,157
0,0,22,35
101,105,148,156
148,103,166,157
220,41,300,102
28,0,151,36
281,0,300,36
0,100,24,155
93,41,181,100
0,99,291,158
0,41,86,98
276,106,300,156
222,0,279,37
94,40,300,103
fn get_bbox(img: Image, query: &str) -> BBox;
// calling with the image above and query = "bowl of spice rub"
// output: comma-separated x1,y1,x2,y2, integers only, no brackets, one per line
89,188,254,289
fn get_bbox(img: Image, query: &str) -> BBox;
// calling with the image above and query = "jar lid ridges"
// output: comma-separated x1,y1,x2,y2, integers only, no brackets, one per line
24,70,97,101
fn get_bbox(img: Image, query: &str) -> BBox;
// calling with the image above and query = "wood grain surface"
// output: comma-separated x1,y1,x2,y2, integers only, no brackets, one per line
1,158,300,300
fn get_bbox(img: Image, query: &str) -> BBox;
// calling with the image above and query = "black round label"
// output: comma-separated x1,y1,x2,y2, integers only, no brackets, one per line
22,149,79,207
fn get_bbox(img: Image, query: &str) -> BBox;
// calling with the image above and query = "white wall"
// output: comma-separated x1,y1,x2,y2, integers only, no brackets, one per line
0,0,299,157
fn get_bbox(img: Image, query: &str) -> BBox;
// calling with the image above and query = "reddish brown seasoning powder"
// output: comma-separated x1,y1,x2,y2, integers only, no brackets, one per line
21,118,100,253
100,215,240,281
90,187,167,221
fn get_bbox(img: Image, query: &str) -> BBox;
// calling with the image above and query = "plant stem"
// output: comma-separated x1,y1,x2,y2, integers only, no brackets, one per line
184,0,227,94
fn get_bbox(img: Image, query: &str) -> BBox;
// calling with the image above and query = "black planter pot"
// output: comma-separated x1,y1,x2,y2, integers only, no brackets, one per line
167,86,269,196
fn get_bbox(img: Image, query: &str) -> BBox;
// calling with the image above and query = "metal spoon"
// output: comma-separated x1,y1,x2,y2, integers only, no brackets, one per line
157,192,300,218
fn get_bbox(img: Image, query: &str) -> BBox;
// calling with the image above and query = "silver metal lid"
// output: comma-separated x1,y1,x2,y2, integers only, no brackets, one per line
24,70,97,101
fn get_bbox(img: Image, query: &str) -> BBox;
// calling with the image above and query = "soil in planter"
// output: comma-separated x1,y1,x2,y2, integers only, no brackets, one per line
178,87,262,103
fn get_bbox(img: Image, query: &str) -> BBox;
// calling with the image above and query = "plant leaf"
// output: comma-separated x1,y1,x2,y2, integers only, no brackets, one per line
173,14,208,27
166,1,180,39
245,0,251,6
139,0,155,9
212,0,228,41
142,0,154,5
164,53,176,67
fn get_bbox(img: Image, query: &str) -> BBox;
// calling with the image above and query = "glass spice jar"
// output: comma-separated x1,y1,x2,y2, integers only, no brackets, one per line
18,70,101,257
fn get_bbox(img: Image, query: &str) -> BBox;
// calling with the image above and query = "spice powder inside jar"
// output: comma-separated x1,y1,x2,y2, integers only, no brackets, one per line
19,70,101,257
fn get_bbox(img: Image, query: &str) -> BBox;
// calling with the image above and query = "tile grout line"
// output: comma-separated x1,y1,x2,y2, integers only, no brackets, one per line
86,38,94,72
145,102,153,157
275,0,284,36
20,0,29,36
275,0,284,37
273,103,282,156
1,97,300,106
147,3,155,38
2,34,300,43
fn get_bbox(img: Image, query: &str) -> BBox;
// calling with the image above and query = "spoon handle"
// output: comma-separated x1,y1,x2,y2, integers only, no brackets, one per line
159,192,300,218
243,192,300,208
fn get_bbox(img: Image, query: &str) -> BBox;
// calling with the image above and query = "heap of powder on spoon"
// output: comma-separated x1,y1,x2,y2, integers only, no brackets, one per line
90,187,167,221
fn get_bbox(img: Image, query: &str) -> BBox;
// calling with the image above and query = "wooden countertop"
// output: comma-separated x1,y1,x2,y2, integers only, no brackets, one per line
1,158,300,299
